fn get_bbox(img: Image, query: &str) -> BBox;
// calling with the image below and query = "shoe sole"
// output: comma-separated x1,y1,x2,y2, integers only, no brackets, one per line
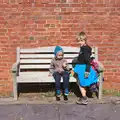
56,94,61,98
76,101,88,105
64,93,69,96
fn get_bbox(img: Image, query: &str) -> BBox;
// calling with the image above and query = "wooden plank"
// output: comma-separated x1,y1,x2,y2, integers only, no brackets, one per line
98,72,103,100
17,75,76,83
92,47,96,53
17,47,20,63
17,47,20,75
12,71,18,100
20,46,96,53
12,47,20,100
20,46,80,53
19,72,50,75
20,59,73,64
95,47,98,60
20,54,79,59
20,64,72,69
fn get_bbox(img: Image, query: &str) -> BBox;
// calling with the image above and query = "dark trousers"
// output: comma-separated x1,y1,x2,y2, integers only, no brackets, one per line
53,71,69,90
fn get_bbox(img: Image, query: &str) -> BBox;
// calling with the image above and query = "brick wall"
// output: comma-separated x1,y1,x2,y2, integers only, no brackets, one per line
0,0,120,95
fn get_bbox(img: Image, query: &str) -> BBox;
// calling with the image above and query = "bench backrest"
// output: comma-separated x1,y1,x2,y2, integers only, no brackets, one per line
17,46,98,74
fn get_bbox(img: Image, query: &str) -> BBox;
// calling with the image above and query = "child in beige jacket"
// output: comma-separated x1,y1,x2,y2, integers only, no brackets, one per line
49,46,70,98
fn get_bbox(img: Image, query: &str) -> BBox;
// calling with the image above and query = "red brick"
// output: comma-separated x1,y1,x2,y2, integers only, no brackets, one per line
61,24,73,27
34,4,45,7
0,4,10,8
35,20,46,24
70,4,82,7
67,0,79,3
94,4,108,7
55,0,61,2
35,28,46,31
0,17,4,20
40,0,55,3
47,28,60,32
45,4,57,7
0,37,9,40
25,24,37,29
85,0,97,3
0,21,7,24
60,28,70,31
61,36,70,39
0,33,6,36
47,20,59,24
37,24,44,28
58,4,70,7
115,0,120,4
0,29,7,32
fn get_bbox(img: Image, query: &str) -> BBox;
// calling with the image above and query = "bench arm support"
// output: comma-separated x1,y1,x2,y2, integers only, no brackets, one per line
11,62,19,76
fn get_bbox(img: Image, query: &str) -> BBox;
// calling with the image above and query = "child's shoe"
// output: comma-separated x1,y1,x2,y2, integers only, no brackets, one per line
76,96,88,105
64,89,69,96
56,90,61,97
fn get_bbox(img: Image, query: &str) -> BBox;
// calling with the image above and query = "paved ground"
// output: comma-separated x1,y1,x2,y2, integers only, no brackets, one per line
0,103,120,120
0,93,120,120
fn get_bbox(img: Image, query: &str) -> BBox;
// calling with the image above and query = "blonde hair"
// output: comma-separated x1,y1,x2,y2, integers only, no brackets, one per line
77,32,87,43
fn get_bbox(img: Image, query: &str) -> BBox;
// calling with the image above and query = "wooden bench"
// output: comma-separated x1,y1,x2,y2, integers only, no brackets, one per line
11,46,103,100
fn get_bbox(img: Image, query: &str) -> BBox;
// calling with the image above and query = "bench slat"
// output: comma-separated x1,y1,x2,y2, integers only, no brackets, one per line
20,59,73,64
19,72,49,75
20,46,96,53
20,54,79,59
20,64,72,69
18,72,76,83
17,75,76,83
20,46,80,53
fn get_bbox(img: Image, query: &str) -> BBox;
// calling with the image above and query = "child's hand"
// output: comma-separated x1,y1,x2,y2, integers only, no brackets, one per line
48,73,52,76
58,68,63,73
84,72,90,78
63,62,67,68
70,70,74,76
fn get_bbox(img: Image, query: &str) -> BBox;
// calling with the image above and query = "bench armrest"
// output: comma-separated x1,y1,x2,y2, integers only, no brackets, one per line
11,62,19,76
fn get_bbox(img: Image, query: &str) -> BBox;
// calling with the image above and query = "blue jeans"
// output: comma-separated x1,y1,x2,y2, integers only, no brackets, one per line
53,71,69,90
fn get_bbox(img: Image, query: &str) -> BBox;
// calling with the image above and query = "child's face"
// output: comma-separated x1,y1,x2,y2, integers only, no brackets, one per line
56,51,63,59
77,39,85,46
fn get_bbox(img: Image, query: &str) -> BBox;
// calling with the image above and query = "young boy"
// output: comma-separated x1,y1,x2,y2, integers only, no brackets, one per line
49,46,70,98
